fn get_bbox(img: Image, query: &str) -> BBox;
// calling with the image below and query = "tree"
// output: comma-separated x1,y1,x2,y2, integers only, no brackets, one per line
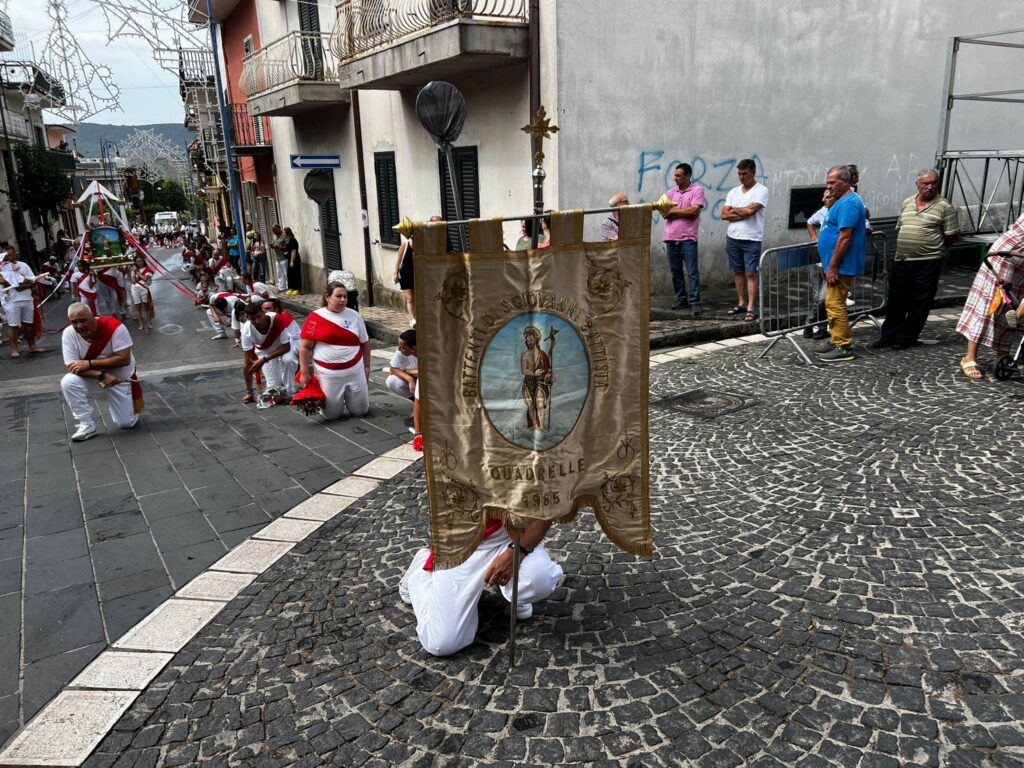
157,179,189,212
13,143,73,261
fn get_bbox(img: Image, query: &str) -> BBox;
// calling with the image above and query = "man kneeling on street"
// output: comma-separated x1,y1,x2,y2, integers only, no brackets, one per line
61,302,142,442
400,517,563,656
241,302,300,404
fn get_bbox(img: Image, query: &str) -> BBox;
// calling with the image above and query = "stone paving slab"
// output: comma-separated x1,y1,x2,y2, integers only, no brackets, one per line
70,652,174,691
0,691,139,767
26,316,1019,768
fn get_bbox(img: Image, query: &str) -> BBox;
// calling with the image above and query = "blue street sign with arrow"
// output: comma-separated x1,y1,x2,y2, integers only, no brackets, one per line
290,154,342,170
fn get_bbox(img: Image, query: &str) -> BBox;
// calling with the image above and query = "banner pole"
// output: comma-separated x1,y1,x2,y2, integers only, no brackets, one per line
509,527,521,666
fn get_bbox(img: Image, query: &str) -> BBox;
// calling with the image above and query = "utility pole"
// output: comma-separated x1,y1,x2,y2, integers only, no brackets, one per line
205,0,247,273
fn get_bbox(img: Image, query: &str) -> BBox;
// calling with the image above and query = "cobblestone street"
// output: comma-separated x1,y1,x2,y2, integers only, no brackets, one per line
42,317,1020,768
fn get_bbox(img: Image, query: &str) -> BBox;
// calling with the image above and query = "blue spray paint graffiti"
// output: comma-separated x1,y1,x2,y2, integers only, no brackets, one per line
636,151,768,221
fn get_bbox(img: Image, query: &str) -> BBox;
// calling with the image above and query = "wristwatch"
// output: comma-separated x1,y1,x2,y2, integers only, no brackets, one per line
507,542,532,558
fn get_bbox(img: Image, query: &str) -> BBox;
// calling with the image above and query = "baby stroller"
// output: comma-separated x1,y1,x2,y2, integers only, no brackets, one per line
983,253,1024,381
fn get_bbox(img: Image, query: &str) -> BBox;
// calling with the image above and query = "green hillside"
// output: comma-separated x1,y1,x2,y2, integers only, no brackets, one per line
70,123,195,159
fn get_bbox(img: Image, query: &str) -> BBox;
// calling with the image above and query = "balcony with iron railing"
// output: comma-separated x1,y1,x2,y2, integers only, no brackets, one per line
229,102,272,154
0,10,14,53
331,0,528,89
0,110,31,141
1,61,66,107
186,0,241,25
241,31,349,117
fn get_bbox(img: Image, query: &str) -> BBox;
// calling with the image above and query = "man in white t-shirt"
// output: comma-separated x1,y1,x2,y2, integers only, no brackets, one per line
385,329,418,400
240,303,300,403
61,303,141,442
242,275,270,303
0,247,43,357
208,293,243,341
721,159,769,322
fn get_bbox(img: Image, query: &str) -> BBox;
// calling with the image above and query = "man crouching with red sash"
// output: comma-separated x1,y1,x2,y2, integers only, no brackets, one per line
298,281,371,419
61,302,143,442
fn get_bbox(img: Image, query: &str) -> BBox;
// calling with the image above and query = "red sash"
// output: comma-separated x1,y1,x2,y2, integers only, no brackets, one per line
97,268,126,302
97,269,120,290
301,312,363,370
85,317,144,413
254,312,294,352
75,273,97,298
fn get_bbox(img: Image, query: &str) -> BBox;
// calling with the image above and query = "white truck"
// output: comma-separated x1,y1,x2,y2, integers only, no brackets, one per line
152,211,180,231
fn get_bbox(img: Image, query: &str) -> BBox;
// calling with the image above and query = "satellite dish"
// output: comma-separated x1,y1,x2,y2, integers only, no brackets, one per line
415,81,467,146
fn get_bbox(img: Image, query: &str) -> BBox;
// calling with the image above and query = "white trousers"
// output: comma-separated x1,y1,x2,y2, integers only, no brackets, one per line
385,375,415,400
318,366,369,420
97,282,123,316
276,258,288,291
402,529,564,657
207,308,224,332
261,350,299,393
61,373,138,429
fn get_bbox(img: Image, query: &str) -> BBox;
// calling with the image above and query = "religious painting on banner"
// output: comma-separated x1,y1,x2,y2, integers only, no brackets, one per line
414,206,653,568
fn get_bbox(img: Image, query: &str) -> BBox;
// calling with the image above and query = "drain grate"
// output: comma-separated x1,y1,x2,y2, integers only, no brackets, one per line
651,388,760,420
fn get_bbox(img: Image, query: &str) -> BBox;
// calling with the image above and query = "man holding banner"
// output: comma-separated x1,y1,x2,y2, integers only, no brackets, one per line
398,207,652,656
60,303,143,442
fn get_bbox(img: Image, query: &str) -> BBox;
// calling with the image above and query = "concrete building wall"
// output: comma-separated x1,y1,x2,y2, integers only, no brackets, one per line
355,62,533,308
551,0,1024,293
267,103,356,296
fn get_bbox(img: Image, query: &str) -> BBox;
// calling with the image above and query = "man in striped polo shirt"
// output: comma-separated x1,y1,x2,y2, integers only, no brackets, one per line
876,170,960,350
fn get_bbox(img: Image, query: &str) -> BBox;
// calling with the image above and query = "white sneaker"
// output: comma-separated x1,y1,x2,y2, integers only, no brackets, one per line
515,602,533,620
398,578,412,605
211,331,228,339
71,423,96,442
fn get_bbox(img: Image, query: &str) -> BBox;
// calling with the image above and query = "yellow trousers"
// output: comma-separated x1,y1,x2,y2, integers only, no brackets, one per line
825,276,855,349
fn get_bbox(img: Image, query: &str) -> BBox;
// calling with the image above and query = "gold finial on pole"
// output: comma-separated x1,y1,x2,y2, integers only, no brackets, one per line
521,105,559,168
392,216,414,239
651,194,676,218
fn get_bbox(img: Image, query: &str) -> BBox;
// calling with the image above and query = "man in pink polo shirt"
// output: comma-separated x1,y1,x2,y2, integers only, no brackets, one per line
663,164,706,315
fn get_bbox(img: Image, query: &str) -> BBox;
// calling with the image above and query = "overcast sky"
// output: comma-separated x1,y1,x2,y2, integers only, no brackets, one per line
7,0,188,124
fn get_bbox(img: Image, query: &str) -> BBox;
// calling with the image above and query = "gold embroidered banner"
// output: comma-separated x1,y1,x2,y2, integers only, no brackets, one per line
414,206,652,568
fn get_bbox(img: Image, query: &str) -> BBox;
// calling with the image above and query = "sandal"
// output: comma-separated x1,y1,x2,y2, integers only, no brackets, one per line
743,312,756,322
726,305,746,316
960,359,984,381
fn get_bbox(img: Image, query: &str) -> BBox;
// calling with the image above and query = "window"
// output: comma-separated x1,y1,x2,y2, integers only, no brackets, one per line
374,151,401,247
438,146,479,251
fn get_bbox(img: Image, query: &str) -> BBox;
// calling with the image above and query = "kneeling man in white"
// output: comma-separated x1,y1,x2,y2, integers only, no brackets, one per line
241,302,301,402
400,518,564,657
61,303,142,442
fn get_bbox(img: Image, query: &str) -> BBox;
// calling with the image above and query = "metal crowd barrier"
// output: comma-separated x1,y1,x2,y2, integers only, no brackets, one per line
757,231,891,364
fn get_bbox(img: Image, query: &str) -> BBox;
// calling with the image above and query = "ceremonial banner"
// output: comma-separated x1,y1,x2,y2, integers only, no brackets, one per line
415,206,652,568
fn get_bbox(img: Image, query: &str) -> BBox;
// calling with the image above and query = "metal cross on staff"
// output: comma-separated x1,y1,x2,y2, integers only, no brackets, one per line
521,106,559,247
521,105,559,168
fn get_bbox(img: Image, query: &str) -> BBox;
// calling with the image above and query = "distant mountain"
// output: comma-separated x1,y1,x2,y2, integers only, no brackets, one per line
70,123,195,159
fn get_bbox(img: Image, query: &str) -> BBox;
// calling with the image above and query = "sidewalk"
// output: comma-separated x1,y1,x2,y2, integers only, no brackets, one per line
280,265,975,350
4,313,1022,767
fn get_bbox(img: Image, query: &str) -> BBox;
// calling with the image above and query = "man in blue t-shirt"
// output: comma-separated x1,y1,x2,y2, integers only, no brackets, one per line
815,165,867,362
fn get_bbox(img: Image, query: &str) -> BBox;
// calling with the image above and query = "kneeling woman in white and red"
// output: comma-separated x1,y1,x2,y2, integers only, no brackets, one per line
61,302,143,442
296,281,371,419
